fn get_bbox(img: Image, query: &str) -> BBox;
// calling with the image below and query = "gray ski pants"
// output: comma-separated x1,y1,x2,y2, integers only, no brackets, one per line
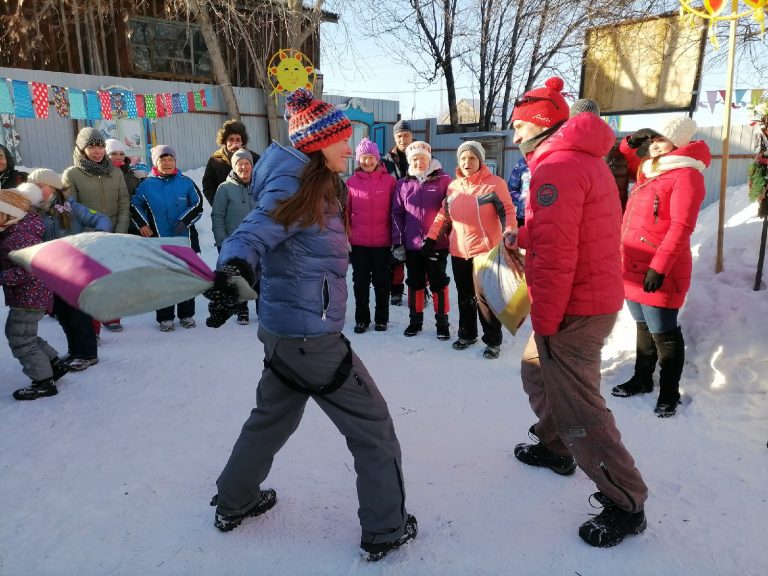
5,308,58,382
216,326,408,545
521,313,648,513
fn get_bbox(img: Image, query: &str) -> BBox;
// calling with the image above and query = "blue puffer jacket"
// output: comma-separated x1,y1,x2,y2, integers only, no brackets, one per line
219,142,348,338
130,170,203,238
34,198,112,241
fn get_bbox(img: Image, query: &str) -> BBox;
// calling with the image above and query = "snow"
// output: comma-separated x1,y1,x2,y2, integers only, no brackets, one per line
1,168,767,576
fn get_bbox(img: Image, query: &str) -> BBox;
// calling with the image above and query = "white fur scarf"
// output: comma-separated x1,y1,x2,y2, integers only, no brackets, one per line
641,154,706,179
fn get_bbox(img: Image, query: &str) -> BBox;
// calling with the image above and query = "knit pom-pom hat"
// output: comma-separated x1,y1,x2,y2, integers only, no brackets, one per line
511,77,569,128
355,138,380,163
405,141,432,161
656,116,698,149
75,127,106,151
15,182,44,206
0,188,31,219
105,138,128,155
286,89,353,154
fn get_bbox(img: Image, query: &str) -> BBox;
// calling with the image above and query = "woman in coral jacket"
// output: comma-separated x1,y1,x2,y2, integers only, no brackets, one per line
425,140,516,359
347,138,397,333
613,116,711,417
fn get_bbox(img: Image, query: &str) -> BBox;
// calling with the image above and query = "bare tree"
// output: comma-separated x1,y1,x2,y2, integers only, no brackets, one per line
360,0,467,129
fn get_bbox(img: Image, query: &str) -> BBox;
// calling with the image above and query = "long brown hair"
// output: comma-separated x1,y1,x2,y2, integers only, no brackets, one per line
270,151,341,229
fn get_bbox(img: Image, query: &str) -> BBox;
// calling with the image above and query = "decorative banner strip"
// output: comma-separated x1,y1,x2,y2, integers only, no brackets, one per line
186,91,196,112
12,80,35,118
163,93,173,116
135,94,146,118
124,92,137,119
171,93,182,114
98,90,112,120
85,90,101,120
155,93,165,118
0,80,15,114
31,82,49,119
706,90,719,114
69,88,87,120
193,90,203,111
113,92,125,119
145,94,156,118
180,93,188,114
52,86,69,118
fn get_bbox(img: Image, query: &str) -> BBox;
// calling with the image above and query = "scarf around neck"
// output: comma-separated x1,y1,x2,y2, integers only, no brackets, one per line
73,147,112,176
641,154,706,179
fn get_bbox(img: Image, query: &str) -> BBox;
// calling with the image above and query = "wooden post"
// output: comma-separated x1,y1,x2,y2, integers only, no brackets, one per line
715,0,739,273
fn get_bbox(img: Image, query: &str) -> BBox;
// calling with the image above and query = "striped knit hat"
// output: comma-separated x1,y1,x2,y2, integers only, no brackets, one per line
286,89,352,154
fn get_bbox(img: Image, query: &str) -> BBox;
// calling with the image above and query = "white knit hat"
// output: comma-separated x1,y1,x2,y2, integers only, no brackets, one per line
27,168,64,191
105,138,128,155
15,182,44,206
405,141,431,161
657,116,698,149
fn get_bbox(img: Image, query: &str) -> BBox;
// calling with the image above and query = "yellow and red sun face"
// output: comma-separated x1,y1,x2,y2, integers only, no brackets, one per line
268,50,315,95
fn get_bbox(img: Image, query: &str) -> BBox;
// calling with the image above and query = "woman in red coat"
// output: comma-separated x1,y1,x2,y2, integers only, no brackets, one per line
613,116,711,417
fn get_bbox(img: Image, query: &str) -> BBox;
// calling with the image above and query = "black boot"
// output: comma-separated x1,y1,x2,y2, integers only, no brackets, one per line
373,287,390,330
212,490,277,532
579,493,647,547
611,322,657,397
652,326,685,418
404,313,423,337
13,378,58,401
433,286,450,340
435,314,450,340
50,356,71,382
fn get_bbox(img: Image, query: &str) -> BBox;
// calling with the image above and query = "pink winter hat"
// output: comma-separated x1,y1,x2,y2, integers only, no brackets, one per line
355,138,380,163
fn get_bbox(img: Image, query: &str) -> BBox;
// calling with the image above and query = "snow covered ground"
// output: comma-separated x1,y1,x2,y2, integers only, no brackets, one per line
1,169,766,576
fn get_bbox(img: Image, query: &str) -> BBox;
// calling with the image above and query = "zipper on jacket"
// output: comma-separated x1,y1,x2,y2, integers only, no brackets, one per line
639,236,658,249
321,275,329,321
653,194,659,224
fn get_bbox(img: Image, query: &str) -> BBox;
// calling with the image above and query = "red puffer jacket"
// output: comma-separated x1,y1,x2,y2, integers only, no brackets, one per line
519,113,624,336
619,139,711,308
347,165,397,247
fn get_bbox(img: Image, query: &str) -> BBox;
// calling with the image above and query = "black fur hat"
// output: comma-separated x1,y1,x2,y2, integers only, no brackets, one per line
216,120,249,147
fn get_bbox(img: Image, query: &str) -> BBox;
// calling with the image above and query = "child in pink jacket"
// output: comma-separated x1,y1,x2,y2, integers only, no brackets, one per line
346,138,397,332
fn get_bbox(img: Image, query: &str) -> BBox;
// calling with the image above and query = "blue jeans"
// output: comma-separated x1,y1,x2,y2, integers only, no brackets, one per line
625,299,679,334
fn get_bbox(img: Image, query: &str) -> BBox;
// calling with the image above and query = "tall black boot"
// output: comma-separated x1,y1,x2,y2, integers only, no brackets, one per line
353,282,371,325
611,322,657,398
652,326,685,417
373,287,390,330
433,286,450,340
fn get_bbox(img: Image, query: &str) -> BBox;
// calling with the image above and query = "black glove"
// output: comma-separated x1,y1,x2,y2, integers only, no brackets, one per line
627,128,660,150
203,258,254,307
420,237,437,258
643,268,665,293
205,301,236,328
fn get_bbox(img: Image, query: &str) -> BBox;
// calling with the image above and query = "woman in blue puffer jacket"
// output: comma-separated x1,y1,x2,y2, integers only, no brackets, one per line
204,89,417,562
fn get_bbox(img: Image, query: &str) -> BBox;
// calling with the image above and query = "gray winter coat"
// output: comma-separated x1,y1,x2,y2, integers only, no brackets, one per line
211,172,258,247
219,142,348,338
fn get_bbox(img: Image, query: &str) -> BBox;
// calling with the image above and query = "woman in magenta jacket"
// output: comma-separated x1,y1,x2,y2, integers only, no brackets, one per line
613,116,711,417
347,138,397,333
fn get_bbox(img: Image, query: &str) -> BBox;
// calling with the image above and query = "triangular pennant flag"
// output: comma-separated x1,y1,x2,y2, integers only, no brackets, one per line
171,93,182,114
144,94,156,118
734,89,747,105
52,86,69,118
135,94,146,118
193,90,203,111
125,92,137,119
163,93,173,115
180,93,188,114
752,89,766,106
707,90,719,114
155,94,165,118
85,90,102,120
187,91,196,112
98,90,112,120
717,89,726,102
0,80,14,114
31,82,49,119
69,89,87,119
113,92,125,119
12,80,35,118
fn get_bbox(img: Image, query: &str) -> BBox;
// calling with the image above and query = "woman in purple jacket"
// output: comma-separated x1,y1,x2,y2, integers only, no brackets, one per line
347,138,397,333
391,141,452,338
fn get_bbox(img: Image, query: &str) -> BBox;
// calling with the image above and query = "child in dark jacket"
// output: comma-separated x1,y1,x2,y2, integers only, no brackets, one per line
0,189,68,400
18,172,111,372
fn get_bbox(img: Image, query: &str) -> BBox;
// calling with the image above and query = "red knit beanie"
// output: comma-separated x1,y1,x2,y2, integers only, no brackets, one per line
510,77,569,128
286,89,353,154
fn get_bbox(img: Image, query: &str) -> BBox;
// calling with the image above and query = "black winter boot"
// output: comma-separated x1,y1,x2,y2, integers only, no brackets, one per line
374,288,390,327
514,442,576,476
652,326,685,418
435,314,450,340
579,493,647,547
13,378,58,401
404,313,423,337
50,356,71,382
611,322,657,398
212,490,277,532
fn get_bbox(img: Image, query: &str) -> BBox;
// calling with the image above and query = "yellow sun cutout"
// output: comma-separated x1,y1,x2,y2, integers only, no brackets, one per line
267,49,315,99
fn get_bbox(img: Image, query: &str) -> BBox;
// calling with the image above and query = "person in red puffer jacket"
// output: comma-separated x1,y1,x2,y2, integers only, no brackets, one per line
507,77,648,549
347,138,397,333
612,117,711,419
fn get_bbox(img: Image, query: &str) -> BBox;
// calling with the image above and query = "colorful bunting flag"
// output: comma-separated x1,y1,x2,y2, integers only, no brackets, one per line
98,90,112,120
12,80,35,118
69,89,87,120
180,93,188,114
163,93,173,115
85,90,101,120
751,89,766,106
52,86,69,118
171,93,182,114
145,94,156,118
186,91,196,112
135,94,146,118
0,80,14,114
31,82,49,119
204,88,211,107
706,90,719,114
193,90,203,111
125,92,137,119
199,89,208,108
155,94,165,118
113,92,125,119
734,89,747,106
